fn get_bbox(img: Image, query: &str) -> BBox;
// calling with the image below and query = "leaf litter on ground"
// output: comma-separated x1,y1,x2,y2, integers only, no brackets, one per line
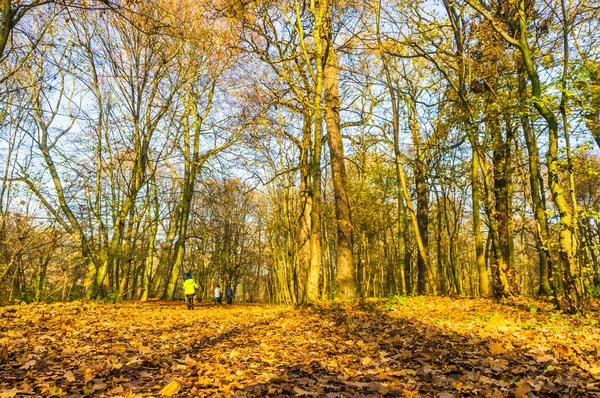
0,296,599,397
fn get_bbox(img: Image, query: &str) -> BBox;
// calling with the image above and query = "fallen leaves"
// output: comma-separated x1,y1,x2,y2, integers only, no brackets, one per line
489,341,507,355
64,370,76,383
18,360,36,370
0,298,599,396
158,380,180,396
0,346,8,365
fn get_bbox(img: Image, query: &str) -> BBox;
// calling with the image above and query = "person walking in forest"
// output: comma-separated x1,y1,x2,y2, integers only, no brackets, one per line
225,285,233,305
214,284,222,304
183,273,199,310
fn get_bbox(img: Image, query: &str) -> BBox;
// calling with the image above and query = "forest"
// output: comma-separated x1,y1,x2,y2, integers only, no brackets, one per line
1,0,600,315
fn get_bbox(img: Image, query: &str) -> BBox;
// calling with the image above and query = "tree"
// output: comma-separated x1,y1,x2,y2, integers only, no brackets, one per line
464,0,587,312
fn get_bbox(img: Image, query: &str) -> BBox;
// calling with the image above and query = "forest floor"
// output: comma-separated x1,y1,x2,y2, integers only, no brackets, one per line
1,297,600,397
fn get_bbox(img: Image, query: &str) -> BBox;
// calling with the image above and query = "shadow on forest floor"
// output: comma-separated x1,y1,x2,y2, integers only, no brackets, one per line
228,303,598,397
1,298,599,397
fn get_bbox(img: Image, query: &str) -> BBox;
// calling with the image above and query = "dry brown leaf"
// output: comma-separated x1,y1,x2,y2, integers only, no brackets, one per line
489,342,507,355
535,355,554,363
0,345,8,364
19,382,33,392
554,344,571,356
514,381,530,398
184,355,197,367
293,385,316,396
388,369,417,377
19,359,36,369
64,370,76,383
92,383,107,391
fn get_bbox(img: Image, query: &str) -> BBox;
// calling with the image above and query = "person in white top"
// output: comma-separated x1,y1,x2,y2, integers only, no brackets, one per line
214,285,222,304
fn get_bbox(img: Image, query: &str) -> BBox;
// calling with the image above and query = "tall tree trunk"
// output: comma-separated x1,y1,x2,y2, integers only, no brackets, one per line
408,92,433,294
490,117,514,295
307,72,323,302
140,181,159,301
519,71,552,296
29,106,99,298
163,185,193,300
415,155,430,294
480,128,512,297
397,210,408,296
471,148,489,296
305,25,323,302
118,214,137,300
321,2,356,299
297,113,313,301
442,0,486,296
151,208,178,297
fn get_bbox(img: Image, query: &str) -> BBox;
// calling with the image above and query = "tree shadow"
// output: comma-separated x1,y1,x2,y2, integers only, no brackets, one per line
226,305,596,397
3,301,597,397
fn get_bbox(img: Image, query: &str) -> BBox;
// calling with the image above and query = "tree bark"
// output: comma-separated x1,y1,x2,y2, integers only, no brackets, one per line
297,113,313,301
321,1,356,299
471,148,489,296
519,71,552,296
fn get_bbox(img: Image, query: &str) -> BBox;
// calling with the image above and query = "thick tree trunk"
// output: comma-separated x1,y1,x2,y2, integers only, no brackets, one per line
164,188,192,300
491,119,514,294
150,210,178,297
519,72,552,296
321,6,356,299
0,0,12,61
405,97,437,295
324,57,356,299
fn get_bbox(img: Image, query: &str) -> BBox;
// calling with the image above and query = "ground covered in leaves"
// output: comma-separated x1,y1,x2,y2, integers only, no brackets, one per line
1,297,600,397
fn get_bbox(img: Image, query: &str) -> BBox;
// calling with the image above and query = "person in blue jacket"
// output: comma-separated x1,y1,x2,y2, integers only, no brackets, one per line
225,285,233,304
